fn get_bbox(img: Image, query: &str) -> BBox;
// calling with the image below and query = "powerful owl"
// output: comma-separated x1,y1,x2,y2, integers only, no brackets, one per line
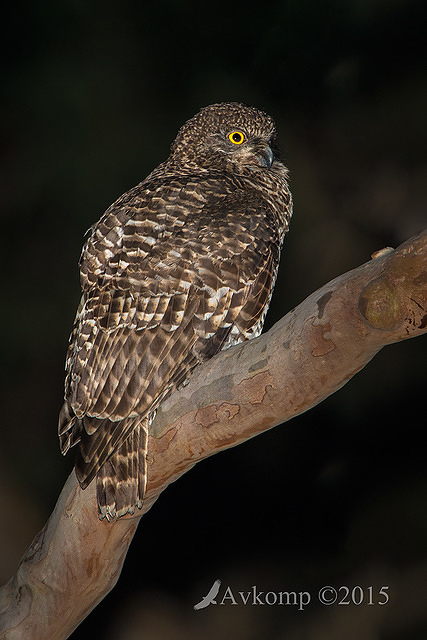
59,102,293,520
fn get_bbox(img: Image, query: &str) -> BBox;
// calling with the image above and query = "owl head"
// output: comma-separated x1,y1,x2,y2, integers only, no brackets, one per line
168,102,282,173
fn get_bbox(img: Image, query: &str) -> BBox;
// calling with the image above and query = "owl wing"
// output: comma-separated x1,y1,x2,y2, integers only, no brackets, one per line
59,176,282,510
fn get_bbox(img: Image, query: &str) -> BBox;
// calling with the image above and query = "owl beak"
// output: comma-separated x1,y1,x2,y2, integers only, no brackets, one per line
257,143,274,169
236,139,274,169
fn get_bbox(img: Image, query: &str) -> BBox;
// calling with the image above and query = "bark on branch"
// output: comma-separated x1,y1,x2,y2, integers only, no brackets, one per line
1,230,426,640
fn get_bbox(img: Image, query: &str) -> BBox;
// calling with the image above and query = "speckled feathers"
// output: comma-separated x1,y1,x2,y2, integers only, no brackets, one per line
59,102,293,519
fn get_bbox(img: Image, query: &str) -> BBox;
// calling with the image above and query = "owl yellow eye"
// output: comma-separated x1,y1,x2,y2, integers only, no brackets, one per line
228,130,246,145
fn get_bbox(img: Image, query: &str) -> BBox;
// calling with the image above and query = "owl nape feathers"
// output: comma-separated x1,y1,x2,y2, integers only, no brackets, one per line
58,102,293,520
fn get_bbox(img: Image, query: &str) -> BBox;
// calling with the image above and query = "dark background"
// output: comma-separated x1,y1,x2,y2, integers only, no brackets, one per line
1,1,427,638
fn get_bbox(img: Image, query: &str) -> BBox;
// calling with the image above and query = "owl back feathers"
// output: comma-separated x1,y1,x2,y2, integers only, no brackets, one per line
59,103,292,519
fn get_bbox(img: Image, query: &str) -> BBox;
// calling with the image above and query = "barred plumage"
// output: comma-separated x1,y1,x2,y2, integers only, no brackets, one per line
59,102,293,519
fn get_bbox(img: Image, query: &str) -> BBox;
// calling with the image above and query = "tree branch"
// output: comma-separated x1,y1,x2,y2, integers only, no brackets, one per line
1,230,426,640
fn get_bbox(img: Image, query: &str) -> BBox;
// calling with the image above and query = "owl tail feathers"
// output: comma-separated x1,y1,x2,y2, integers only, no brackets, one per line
96,423,148,521
58,402,81,454
59,402,149,520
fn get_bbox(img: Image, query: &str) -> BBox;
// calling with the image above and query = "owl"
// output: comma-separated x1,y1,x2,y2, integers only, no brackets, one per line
59,102,293,520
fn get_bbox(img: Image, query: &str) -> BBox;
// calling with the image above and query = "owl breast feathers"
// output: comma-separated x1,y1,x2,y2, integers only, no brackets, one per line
58,102,293,519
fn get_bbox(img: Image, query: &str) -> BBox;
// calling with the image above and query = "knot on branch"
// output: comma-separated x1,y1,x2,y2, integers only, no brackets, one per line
359,233,427,332
358,277,403,330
